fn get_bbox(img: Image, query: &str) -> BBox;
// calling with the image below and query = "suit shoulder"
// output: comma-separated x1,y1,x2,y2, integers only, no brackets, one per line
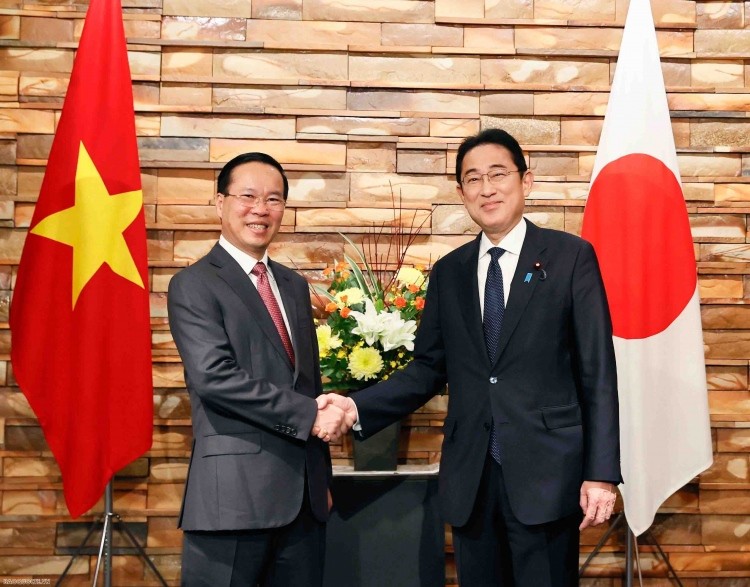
536,225,593,252
169,254,215,290
433,237,477,269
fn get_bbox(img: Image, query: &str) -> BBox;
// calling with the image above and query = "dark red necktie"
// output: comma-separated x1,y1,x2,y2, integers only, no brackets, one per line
251,262,295,366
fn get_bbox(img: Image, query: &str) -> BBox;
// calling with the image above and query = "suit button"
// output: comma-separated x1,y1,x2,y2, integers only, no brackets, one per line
291,429,297,436
274,425,281,430
489,377,498,384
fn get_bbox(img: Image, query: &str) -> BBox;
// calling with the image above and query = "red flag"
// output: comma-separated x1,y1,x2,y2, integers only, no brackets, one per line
581,0,712,535
10,0,152,518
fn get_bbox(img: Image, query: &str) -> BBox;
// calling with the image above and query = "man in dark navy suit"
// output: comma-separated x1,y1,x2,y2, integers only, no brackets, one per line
325,129,621,586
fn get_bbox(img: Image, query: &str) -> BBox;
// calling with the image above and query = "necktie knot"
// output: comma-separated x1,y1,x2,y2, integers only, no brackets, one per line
489,247,505,263
251,261,267,277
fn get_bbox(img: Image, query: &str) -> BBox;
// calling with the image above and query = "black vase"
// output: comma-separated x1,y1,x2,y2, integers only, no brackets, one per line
352,421,401,471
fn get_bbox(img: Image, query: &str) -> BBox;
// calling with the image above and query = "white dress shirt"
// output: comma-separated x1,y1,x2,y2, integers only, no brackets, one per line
218,235,293,336
477,218,527,318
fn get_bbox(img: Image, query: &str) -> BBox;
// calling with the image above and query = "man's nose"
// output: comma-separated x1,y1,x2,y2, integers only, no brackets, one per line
478,174,497,196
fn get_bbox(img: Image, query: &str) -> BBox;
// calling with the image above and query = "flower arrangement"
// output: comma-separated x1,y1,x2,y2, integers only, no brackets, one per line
314,233,429,392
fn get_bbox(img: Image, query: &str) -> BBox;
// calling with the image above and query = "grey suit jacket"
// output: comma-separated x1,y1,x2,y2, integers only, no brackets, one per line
168,243,330,531
353,220,621,527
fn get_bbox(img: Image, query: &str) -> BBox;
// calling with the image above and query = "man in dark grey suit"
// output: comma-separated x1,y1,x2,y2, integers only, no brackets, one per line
168,152,350,586
325,129,621,586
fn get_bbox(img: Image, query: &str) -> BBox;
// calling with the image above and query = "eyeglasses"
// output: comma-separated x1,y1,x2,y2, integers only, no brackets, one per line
460,169,522,191
221,193,286,211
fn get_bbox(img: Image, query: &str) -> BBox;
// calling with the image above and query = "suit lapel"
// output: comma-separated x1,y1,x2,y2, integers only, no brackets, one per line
493,220,548,366
458,235,491,366
208,245,294,372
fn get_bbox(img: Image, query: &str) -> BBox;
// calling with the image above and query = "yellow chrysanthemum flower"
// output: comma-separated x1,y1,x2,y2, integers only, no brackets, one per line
316,324,342,358
347,347,384,381
396,267,425,288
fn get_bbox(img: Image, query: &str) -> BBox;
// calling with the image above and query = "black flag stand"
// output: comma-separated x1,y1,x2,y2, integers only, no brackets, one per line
56,481,168,587
579,512,685,586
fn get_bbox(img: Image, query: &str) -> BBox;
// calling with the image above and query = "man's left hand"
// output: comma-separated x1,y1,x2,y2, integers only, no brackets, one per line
579,481,616,530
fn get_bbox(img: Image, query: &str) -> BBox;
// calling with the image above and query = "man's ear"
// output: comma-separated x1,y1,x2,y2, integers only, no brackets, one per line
522,170,534,197
456,184,466,204
216,193,224,220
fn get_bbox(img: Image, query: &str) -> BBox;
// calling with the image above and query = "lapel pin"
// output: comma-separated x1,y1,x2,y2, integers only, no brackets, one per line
534,262,547,281
524,272,532,283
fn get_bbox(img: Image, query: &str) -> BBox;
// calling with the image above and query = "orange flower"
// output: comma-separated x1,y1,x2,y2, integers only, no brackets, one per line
340,294,348,304
340,307,351,318
323,267,333,277
407,284,420,294
335,261,348,271
341,270,350,279
394,296,407,309
415,264,425,271
414,297,425,310
325,302,338,313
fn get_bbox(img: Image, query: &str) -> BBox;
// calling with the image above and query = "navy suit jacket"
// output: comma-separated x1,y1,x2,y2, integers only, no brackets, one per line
353,220,621,526
168,244,331,531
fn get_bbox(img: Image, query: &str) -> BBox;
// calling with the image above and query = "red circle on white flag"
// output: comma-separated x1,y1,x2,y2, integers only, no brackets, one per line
581,153,696,340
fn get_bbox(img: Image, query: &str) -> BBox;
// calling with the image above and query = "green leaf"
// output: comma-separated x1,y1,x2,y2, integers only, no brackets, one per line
339,232,383,300
311,284,336,302
343,253,375,301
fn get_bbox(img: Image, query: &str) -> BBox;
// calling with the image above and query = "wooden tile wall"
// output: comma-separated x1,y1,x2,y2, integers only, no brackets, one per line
0,0,748,584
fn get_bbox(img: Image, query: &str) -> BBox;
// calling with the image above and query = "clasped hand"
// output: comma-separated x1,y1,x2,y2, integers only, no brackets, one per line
311,394,358,443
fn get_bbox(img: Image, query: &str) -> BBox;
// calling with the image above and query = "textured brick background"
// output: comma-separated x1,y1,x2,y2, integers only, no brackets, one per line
0,0,748,584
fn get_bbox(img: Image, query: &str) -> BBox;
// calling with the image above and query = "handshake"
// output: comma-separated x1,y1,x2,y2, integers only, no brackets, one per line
311,394,358,443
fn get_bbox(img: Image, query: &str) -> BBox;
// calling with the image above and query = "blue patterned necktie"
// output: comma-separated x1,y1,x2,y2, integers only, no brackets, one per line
484,247,505,464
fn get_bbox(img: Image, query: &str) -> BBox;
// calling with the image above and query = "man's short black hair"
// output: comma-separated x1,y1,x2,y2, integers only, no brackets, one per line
455,129,528,184
217,152,289,199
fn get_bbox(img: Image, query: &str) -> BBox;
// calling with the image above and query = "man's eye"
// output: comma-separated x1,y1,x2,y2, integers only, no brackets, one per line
465,177,480,185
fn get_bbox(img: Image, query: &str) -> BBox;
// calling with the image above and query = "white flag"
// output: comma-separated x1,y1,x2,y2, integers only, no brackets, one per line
580,0,713,536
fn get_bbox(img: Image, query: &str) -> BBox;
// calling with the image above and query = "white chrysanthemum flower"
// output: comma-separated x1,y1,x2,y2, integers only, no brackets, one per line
334,287,365,308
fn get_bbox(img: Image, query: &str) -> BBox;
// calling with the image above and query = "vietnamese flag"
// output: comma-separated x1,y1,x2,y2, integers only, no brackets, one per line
581,0,712,536
10,0,152,518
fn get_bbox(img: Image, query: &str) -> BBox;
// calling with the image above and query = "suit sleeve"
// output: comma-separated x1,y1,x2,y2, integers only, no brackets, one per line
571,241,622,483
304,278,333,484
352,260,448,437
168,270,318,442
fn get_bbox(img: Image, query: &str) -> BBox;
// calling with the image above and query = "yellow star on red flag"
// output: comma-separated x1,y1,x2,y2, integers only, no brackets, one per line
31,141,145,308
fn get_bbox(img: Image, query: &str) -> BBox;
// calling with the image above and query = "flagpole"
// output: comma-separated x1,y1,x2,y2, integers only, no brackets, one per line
580,514,685,586
92,482,114,586
625,526,633,587
56,480,168,587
